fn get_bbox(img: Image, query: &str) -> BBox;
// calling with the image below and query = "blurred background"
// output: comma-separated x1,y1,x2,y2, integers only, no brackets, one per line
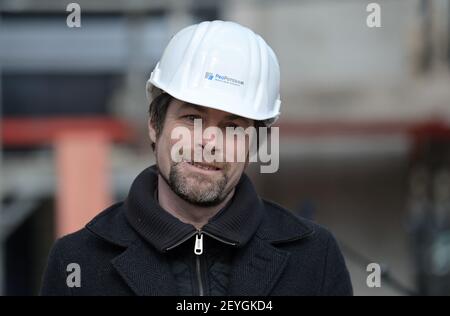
1,0,450,296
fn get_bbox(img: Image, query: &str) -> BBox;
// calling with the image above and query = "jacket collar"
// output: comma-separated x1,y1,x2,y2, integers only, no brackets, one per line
85,166,316,296
86,166,315,249
123,165,263,252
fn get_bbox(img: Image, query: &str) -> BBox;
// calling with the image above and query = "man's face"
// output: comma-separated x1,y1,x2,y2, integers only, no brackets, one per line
148,97,254,207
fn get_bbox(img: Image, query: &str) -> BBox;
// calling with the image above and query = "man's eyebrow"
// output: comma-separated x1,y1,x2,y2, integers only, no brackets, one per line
178,103,207,113
223,114,251,125
177,103,251,124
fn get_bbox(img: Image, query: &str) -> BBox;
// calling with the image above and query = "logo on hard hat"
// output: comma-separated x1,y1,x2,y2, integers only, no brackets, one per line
205,72,214,80
204,72,244,87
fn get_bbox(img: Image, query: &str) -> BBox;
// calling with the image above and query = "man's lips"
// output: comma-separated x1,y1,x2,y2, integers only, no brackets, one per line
184,161,223,171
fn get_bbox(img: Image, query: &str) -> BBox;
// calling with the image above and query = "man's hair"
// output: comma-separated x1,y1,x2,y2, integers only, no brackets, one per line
148,91,272,152
148,92,173,152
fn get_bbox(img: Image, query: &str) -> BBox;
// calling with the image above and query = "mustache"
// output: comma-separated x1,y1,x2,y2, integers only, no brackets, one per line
180,159,228,171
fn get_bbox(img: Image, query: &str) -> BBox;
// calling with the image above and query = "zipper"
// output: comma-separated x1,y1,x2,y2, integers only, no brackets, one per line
165,229,237,252
194,230,204,255
195,230,204,296
165,228,238,297
196,253,204,296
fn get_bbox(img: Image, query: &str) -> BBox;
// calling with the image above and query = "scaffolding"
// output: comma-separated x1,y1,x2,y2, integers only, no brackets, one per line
0,0,449,296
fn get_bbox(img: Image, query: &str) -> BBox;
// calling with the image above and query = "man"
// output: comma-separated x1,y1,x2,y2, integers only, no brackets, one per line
41,20,352,296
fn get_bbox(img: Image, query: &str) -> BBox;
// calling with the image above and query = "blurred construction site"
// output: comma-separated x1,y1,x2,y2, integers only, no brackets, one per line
1,0,450,296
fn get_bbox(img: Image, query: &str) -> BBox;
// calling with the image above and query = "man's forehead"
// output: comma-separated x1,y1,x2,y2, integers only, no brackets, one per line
173,99,252,124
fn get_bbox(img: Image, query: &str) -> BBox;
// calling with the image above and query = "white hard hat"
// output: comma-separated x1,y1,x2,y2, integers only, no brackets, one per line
146,20,281,122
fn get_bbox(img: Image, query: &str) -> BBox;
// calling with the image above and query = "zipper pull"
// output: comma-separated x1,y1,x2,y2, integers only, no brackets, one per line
194,231,203,255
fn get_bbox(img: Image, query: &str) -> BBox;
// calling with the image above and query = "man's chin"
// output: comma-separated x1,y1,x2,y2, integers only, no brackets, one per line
181,195,224,207
163,162,229,207
183,179,221,197
174,183,224,206
176,177,225,206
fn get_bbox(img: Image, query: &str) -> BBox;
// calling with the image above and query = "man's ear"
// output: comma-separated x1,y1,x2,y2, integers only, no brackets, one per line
148,118,157,143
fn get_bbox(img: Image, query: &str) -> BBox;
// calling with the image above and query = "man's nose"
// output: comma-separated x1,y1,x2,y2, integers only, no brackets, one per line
199,125,223,154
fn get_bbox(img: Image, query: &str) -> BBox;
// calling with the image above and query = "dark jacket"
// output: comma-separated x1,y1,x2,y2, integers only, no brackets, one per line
40,166,353,296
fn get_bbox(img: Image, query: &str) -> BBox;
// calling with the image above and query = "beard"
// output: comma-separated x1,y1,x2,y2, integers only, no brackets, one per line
159,161,230,207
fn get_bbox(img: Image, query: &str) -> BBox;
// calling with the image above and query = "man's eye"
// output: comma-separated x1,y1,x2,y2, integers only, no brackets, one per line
226,123,239,128
183,115,201,121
